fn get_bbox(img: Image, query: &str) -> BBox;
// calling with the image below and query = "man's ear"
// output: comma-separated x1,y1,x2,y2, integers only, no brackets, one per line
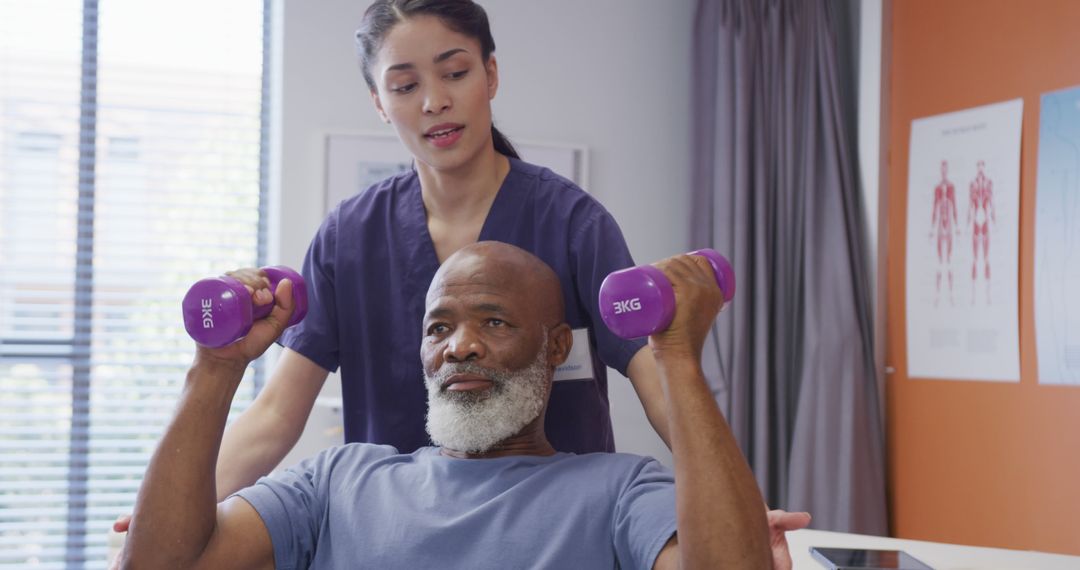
485,54,499,100
547,323,573,368
370,89,391,124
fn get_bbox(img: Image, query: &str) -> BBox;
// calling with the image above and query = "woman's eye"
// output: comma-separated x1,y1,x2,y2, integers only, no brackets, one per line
447,70,467,80
391,83,417,94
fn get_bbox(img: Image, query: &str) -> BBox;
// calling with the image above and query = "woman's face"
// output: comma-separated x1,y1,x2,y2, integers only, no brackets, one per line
369,15,499,173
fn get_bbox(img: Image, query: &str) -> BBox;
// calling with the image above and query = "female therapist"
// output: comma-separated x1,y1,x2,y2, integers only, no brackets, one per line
222,0,670,494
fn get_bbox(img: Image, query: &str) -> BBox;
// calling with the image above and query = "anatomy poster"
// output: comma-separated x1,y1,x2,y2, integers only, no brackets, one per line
905,99,1022,381
1034,85,1080,386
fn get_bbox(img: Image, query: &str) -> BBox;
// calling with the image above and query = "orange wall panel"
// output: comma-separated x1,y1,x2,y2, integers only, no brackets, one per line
886,0,1080,555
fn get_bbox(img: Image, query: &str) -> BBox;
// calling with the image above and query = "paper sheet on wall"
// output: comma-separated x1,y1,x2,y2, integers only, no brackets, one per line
1034,85,1080,386
905,99,1022,381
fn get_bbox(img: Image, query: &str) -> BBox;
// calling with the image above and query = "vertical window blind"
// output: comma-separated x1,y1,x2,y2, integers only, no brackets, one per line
0,0,269,567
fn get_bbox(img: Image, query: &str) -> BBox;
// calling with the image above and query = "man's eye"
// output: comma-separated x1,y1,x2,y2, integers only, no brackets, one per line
487,319,505,327
427,323,449,335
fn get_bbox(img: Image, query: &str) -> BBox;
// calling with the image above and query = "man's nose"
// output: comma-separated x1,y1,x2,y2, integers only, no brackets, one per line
444,326,484,362
422,83,451,115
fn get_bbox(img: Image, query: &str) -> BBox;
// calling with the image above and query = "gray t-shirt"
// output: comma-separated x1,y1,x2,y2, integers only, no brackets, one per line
234,445,677,569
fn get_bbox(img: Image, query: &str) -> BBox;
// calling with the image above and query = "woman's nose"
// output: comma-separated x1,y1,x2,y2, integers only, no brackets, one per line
422,84,451,115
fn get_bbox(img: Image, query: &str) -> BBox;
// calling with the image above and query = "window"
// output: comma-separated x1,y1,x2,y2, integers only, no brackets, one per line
0,0,269,567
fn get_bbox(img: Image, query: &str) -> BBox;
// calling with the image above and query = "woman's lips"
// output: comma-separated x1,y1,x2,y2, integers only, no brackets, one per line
424,124,464,148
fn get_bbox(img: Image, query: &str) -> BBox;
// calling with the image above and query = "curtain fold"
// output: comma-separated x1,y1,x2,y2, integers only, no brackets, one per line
691,0,886,534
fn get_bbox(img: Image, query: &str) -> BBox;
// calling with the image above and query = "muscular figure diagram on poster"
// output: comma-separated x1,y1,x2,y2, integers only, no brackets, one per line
968,159,996,305
930,159,958,306
906,99,1022,382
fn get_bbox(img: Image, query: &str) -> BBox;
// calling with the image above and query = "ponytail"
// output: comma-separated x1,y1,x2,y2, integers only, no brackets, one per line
491,125,520,159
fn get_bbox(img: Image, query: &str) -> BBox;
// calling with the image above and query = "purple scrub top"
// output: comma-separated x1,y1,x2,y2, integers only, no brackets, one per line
281,157,645,454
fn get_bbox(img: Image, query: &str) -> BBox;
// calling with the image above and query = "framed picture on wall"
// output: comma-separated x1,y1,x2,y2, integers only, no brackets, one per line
323,131,588,213
323,132,412,213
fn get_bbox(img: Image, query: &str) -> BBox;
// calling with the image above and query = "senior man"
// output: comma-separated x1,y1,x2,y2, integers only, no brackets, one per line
121,242,806,569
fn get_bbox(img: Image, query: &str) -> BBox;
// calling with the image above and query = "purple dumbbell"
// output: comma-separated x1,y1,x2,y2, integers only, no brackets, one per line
598,249,735,339
182,265,308,348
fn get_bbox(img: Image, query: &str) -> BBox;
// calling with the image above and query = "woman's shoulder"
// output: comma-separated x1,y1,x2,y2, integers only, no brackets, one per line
503,157,632,261
506,156,607,215
508,156,582,192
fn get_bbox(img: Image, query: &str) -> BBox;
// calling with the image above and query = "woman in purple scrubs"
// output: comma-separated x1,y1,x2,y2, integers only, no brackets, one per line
205,1,675,493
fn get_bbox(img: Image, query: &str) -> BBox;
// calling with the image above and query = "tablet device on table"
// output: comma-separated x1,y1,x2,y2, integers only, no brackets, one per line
809,547,934,570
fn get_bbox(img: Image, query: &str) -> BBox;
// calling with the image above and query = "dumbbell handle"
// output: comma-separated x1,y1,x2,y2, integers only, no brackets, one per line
598,249,735,339
182,265,308,348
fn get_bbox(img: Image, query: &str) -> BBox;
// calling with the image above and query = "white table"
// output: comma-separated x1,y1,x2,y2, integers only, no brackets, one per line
789,529,1080,569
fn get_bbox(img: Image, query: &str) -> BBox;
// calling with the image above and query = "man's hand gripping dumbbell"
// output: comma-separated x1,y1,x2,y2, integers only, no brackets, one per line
599,249,735,339
182,265,308,347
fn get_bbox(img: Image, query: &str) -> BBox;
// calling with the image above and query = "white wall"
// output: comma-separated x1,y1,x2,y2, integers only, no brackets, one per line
271,0,696,467
858,0,881,260
857,0,886,408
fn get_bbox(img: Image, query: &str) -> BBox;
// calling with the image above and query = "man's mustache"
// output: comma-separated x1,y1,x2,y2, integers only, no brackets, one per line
427,362,508,389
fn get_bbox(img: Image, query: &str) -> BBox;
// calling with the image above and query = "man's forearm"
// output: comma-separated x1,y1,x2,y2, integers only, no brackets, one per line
123,358,245,568
658,352,771,570
626,347,672,448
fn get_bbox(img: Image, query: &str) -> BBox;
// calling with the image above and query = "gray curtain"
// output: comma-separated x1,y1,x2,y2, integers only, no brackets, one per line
690,0,887,534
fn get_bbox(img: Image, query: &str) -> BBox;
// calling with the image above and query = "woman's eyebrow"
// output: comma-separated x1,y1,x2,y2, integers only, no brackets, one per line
433,47,468,63
386,48,469,73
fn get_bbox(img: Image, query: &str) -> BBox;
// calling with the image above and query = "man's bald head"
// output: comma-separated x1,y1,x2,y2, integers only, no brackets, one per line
427,241,565,327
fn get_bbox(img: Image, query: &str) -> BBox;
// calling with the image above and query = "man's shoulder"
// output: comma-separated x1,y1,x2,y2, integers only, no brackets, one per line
541,453,674,508
544,452,671,482
573,451,667,468
314,442,406,469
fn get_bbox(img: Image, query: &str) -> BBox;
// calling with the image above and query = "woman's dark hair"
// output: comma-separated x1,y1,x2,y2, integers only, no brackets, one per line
356,0,520,159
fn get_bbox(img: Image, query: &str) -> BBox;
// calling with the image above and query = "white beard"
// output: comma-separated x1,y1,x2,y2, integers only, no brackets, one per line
424,339,549,454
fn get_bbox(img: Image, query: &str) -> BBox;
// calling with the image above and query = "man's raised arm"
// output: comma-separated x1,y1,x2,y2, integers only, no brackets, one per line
648,255,772,570
119,283,293,569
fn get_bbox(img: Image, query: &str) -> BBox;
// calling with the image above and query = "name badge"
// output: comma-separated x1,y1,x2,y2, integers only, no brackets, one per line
554,328,595,382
